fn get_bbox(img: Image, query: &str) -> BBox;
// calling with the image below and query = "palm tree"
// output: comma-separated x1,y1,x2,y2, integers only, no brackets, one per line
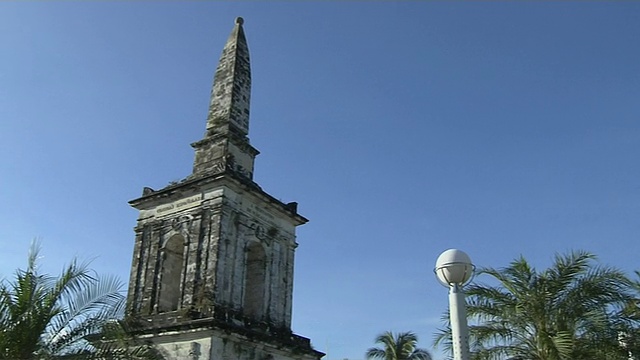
0,242,159,359
436,251,634,360
366,331,432,360
619,270,640,359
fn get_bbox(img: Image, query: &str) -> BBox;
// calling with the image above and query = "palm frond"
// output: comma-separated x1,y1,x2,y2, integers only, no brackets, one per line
0,242,163,360
367,331,431,360
436,250,636,360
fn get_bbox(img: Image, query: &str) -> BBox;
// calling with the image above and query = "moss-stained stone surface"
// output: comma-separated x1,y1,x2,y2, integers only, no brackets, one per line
124,17,323,360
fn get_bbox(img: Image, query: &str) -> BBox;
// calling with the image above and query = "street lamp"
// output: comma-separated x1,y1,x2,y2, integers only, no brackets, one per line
435,249,475,360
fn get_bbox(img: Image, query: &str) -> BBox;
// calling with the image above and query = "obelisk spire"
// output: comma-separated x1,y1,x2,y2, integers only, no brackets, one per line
205,17,251,138
192,17,258,178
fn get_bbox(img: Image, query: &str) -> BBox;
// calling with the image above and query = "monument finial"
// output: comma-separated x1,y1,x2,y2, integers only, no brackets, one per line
204,17,251,138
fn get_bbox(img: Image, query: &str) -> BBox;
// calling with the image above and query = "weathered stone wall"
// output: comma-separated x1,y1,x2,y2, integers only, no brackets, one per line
191,134,258,179
214,186,298,327
127,182,299,328
192,137,228,176
142,327,321,360
127,188,223,316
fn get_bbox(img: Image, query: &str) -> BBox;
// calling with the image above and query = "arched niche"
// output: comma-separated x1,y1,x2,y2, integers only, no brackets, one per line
158,234,184,312
244,241,266,319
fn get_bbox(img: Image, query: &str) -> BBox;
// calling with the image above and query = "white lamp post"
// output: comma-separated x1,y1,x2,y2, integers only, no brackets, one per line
435,249,475,360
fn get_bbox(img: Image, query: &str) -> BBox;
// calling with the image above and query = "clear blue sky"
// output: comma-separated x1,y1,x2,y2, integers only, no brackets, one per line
1,3,639,360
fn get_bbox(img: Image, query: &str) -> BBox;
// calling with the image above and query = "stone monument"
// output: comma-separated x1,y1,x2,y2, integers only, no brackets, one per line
124,17,323,360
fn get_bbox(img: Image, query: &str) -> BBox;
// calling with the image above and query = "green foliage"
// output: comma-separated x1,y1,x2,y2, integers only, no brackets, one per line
435,250,639,360
366,331,432,360
0,242,161,360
